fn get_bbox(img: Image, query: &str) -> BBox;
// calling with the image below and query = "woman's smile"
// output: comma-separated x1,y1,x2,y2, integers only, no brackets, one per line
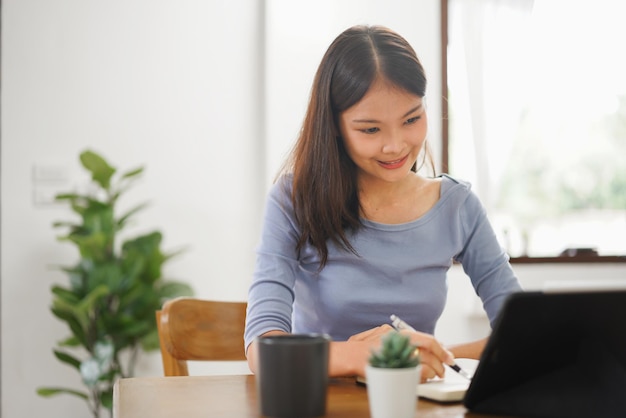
377,154,409,169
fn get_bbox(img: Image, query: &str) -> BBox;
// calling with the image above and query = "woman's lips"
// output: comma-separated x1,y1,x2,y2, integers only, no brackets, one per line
378,154,408,169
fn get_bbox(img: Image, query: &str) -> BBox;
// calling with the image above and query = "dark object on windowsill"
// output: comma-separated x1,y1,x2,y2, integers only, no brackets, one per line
559,247,599,258
510,251,625,264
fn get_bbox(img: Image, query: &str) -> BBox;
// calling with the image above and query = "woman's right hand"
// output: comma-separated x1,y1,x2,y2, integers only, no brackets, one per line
399,330,456,382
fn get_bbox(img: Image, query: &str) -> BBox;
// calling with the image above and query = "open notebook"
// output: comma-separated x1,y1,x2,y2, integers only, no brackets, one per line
356,358,479,402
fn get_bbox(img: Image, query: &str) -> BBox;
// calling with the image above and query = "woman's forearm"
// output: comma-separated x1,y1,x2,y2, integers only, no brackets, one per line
328,341,372,377
247,331,479,381
248,333,371,377
447,337,488,359
245,330,289,374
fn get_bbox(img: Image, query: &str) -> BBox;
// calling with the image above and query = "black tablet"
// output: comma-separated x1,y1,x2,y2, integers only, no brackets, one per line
463,289,626,418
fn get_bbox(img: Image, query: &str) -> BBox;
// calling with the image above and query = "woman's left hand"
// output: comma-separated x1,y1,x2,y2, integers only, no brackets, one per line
348,325,456,382
347,324,396,343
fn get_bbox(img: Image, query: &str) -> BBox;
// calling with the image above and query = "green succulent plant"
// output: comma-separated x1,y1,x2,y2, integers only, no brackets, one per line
368,331,420,368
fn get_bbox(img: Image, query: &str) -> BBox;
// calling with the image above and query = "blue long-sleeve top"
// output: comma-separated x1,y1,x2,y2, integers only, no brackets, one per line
244,174,522,350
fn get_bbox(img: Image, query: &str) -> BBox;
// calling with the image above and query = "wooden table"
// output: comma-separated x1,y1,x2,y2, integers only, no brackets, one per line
113,374,513,417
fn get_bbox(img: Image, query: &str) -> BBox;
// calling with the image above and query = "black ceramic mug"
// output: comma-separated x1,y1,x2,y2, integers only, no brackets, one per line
256,334,331,418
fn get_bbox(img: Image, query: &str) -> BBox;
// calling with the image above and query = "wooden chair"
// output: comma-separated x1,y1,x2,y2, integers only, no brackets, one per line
156,297,247,376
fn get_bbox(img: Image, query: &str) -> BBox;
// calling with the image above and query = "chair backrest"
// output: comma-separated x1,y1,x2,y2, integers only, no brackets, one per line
156,297,247,376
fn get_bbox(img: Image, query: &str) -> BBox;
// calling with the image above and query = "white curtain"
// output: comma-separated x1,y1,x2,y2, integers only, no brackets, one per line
448,0,534,211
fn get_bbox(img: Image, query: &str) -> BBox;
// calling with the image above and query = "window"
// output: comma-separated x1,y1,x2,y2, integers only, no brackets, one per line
444,0,626,260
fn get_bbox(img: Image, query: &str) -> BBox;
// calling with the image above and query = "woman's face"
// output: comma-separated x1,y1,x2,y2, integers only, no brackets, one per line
338,78,428,187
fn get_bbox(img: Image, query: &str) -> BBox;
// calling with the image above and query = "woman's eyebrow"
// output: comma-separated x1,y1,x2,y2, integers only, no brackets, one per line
402,104,423,118
352,104,423,123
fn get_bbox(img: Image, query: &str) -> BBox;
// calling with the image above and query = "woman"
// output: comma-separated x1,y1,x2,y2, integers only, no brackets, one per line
244,25,521,381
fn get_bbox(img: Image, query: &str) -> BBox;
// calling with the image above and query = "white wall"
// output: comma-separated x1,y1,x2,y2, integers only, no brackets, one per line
2,1,265,417
2,1,625,417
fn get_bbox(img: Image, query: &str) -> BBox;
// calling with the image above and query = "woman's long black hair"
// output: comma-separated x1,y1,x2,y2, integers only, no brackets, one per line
281,25,433,267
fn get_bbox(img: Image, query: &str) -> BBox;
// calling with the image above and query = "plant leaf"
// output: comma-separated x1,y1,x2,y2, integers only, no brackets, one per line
51,285,80,304
140,328,161,351
37,387,89,400
100,389,114,410
58,336,81,347
80,150,116,191
163,246,188,262
78,284,110,314
158,281,194,299
120,166,144,180
53,349,82,370
117,202,150,228
54,193,82,201
50,307,88,347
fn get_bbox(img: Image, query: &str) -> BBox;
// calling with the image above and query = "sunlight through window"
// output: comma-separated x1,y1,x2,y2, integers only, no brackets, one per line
447,0,626,258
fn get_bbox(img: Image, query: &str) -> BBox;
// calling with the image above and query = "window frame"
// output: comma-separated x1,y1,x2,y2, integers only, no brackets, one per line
439,0,625,264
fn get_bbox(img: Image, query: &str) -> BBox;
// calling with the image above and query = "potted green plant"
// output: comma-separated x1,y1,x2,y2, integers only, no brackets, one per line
36,150,194,418
365,331,421,418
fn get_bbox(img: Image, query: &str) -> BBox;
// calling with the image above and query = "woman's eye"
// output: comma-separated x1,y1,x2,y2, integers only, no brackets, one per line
405,116,421,125
361,127,380,134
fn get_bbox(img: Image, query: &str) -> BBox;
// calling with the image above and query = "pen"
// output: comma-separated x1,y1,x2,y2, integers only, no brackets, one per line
389,314,472,380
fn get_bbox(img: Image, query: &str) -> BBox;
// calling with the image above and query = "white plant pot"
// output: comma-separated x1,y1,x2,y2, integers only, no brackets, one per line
365,364,421,418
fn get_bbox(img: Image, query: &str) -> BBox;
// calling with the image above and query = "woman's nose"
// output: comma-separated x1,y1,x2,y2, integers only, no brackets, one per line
381,130,404,153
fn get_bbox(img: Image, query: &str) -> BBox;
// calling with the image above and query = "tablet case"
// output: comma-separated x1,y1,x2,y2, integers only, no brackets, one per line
463,290,626,418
